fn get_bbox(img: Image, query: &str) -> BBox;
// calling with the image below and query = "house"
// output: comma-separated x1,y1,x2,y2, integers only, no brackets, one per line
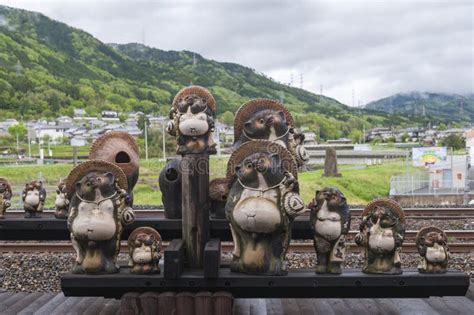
327,138,352,144
302,132,317,145
74,109,87,117
33,121,73,144
101,111,118,118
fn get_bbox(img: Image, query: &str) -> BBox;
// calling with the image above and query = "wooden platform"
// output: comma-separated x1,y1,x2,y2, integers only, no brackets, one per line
0,283,473,315
61,268,469,299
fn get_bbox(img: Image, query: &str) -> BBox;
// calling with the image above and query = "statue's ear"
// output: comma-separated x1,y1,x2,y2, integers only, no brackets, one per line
244,120,252,129
270,153,281,169
105,172,115,183
234,164,241,173
277,111,285,121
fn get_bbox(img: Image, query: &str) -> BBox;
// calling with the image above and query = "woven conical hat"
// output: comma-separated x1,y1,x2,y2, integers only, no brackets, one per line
234,98,294,140
128,227,162,246
226,140,297,181
361,198,405,223
416,226,447,247
65,160,128,198
89,131,139,187
172,85,215,113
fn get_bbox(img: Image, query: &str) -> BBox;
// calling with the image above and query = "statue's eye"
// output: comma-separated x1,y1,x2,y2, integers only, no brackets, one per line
246,163,252,169
259,119,264,124
86,182,90,187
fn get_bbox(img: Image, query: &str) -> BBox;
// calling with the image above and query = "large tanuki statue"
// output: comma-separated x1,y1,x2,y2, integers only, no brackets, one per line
225,141,306,275
416,226,449,274
355,198,405,274
66,160,135,274
167,85,217,154
22,180,46,218
309,187,350,274
89,131,139,206
0,178,12,219
233,98,308,168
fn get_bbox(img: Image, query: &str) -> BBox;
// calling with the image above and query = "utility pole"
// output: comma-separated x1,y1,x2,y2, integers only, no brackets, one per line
320,84,323,95
162,123,166,161
16,133,19,156
464,153,470,205
27,128,31,159
144,119,149,161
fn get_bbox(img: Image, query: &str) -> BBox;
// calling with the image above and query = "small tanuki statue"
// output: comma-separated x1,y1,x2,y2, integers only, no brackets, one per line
225,141,306,275
167,85,217,154
309,187,350,274
66,160,135,274
128,227,162,274
22,180,46,218
355,198,405,274
54,179,69,219
89,131,139,206
0,178,12,219
233,98,308,168
416,226,449,274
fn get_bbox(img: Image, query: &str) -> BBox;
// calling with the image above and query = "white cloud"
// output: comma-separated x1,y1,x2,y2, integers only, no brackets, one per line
0,0,472,105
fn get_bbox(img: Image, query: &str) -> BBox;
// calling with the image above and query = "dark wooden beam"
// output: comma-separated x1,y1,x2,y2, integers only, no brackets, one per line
61,269,470,299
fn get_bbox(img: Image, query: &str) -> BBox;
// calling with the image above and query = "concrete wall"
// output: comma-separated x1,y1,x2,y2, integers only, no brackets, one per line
393,193,473,205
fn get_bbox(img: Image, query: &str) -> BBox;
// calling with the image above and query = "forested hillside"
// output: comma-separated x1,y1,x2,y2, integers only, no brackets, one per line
0,5,449,141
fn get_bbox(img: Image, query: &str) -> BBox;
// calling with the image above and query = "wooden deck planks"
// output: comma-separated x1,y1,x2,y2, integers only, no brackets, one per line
0,290,471,314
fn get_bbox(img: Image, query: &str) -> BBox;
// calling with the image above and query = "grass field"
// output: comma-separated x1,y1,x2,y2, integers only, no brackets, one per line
0,158,415,208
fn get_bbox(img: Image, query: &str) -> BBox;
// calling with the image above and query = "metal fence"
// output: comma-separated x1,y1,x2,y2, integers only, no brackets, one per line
390,172,473,196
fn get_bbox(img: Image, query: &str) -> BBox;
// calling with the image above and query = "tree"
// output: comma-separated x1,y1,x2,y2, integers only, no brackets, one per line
8,123,28,141
8,123,28,154
441,134,465,151
400,133,410,143
219,111,235,126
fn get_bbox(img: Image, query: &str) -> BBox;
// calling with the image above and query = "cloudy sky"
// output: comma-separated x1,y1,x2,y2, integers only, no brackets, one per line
1,0,472,106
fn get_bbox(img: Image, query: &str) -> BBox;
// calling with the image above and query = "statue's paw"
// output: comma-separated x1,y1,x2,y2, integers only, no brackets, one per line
71,263,85,274
122,207,135,225
104,261,120,274
328,263,342,274
315,265,328,274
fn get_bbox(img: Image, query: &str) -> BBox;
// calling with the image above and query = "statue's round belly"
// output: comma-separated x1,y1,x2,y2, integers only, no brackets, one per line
426,247,446,262
72,204,116,241
25,194,40,206
314,219,341,241
233,197,281,233
133,250,153,264
179,119,209,136
368,233,395,253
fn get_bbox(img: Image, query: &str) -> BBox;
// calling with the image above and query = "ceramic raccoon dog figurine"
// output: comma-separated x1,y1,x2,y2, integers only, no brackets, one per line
355,198,405,274
225,141,306,275
66,160,135,274
233,99,308,168
416,226,449,274
22,180,46,218
309,187,350,274
167,86,217,155
0,178,12,219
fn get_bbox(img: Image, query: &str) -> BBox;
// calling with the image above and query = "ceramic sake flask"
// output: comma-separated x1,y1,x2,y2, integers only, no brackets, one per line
167,85,217,155
158,157,182,219
233,98,308,168
416,226,449,274
89,131,139,206
66,160,135,274
54,179,69,219
209,177,229,219
309,187,350,274
225,141,306,275
355,198,405,274
128,227,162,274
22,180,46,218
0,178,12,219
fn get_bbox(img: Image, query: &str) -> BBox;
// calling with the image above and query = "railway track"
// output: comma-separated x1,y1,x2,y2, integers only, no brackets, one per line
1,228,474,253
4,207,474,219
0,240,472,253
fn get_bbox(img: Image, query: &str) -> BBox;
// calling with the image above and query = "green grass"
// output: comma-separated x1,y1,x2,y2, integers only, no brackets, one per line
0,159,416,208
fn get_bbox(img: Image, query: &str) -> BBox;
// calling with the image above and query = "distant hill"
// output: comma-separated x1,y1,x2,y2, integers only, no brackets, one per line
1,5,464,141
365,92,474,123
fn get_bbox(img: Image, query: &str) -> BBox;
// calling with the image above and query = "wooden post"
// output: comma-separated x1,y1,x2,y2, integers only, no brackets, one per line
181,154,210,268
